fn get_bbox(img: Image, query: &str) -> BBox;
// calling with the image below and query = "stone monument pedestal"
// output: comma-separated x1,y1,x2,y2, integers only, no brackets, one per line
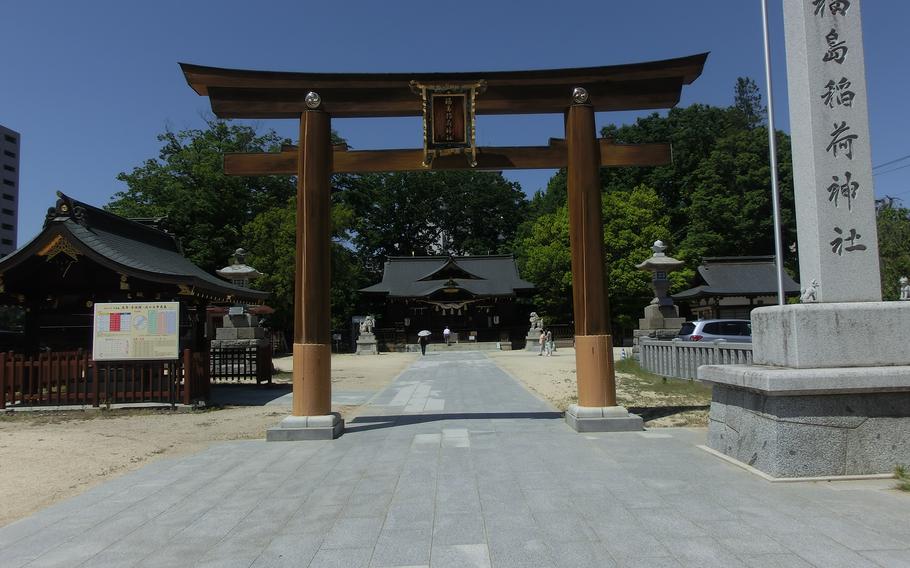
700,303,910,478
565,404,643,432
211,313,268,349
266,413,344,441
356,332,378,355
632,303,685,358
525,329,542,352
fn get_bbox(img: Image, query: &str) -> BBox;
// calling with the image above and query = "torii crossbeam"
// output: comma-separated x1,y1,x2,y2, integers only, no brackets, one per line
181,53,707,439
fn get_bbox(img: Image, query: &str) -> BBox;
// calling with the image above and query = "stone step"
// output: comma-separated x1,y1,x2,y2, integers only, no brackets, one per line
406,341,510,352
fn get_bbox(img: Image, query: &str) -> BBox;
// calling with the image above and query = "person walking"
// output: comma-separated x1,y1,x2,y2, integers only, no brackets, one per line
418,334,428,356
545,329,553,356
443,326,451,346
539,329,546,356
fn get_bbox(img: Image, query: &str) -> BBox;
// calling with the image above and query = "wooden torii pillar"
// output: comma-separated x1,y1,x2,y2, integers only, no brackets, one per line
564,91,642,431
180,55,707,439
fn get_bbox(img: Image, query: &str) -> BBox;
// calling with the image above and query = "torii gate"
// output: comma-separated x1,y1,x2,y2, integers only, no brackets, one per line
181,54,707,439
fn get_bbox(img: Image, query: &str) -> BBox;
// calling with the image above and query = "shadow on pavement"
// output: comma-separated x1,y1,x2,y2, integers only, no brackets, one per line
209,383,291,406
345,411,564,433
628,404,710,421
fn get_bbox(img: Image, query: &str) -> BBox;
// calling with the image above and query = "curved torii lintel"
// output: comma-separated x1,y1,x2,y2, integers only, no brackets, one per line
180,53,709,119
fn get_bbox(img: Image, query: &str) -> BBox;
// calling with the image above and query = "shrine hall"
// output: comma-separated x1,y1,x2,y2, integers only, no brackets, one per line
360,255,535,349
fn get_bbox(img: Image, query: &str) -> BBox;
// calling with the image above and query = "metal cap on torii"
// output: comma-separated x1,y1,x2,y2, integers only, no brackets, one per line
572,87,589,105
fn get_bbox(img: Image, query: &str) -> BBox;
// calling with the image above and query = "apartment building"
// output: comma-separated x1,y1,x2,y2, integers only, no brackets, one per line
0,125,19,256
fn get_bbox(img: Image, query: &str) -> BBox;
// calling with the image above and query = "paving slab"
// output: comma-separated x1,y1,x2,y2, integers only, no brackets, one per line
1,351,909,568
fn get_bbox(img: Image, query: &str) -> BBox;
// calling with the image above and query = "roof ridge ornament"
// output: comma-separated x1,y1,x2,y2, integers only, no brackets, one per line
410,80,486,168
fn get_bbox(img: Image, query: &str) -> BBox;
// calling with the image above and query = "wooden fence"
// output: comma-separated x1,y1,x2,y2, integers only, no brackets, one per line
0,349,209,408
209,345,272,384
639,338,753,380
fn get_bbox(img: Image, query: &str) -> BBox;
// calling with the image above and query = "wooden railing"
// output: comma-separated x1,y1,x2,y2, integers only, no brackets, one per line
0,349,209,408
209,345,272,384
639,338,753,380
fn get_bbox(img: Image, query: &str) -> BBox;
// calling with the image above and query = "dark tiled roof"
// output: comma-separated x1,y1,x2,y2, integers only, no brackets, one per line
0,192,266,302
361,255,534,298
673,256,800,300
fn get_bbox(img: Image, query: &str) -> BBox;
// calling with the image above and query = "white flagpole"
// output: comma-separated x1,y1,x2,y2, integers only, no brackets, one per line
761,0,787,305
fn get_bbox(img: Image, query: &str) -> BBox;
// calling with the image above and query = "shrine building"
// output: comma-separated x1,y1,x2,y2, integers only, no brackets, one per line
673,256,801,320
0,192,267,352
360,255,534,349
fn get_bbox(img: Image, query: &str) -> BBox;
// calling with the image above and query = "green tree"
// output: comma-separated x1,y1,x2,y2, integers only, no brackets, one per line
680,127,796,264
243,197,365,332
876,197,910,299
515,185,680,333
517,79,796,331
341,170,528,276
592,82,794,270
598,104,740,218
514,206,572,320
732,76,766,129
108,119,293,272
603,185,691,336
110,119,363,336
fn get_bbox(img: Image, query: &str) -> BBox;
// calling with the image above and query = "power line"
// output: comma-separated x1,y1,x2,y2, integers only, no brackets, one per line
872,152,910,170
873,162,910,177
879,186,910,200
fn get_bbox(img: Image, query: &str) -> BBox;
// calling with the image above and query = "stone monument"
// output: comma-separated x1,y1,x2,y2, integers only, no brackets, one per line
700,0,910,478
212,249,269,371
355,314,378,355
525,311,543,351
900,276,910,300
212,249,266,351
632,240,686,357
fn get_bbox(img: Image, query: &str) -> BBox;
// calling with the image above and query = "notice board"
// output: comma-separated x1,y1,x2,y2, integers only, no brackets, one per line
93,302,180,360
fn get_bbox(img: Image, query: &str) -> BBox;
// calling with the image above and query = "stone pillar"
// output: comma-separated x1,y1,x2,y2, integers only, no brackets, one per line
784,0,880,301
268,103,342,440
701,1,910,476
563,91,642,432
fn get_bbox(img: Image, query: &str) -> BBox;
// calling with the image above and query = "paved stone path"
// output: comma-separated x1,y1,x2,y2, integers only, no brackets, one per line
2,352,909,567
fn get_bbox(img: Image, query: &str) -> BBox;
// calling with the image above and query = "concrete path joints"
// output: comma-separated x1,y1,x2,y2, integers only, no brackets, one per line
1,351,908,567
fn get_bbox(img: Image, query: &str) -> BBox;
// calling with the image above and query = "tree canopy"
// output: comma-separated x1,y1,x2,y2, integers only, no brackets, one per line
108,119,363,332
514,77,797,329
242,194,364,332
108,119,293,272
876,197,910,300
108,121,529,334
339,170,528,277
516,184,682,332
107,77,907,340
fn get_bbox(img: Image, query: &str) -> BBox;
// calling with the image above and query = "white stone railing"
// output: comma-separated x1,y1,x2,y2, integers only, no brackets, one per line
639,338,753,380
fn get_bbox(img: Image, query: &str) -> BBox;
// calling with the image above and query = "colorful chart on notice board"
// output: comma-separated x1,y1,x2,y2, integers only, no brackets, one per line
93,302,180,360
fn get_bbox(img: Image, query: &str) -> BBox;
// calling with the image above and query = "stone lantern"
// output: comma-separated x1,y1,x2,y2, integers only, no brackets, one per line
216,248,263,291
632,241,686,355
212,248,267,351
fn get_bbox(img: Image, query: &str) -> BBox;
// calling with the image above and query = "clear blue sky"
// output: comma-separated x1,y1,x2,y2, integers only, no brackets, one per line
3,1,909,244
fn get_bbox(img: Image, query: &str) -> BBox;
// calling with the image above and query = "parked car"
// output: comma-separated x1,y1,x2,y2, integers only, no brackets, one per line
677,319,752,342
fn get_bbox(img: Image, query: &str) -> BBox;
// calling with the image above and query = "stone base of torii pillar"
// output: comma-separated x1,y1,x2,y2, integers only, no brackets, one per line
267,413,344,441
699,302,910,478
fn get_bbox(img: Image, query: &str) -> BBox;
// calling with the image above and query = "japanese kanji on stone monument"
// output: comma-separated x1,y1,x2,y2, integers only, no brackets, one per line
699,0,910,478
787,0,880,302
